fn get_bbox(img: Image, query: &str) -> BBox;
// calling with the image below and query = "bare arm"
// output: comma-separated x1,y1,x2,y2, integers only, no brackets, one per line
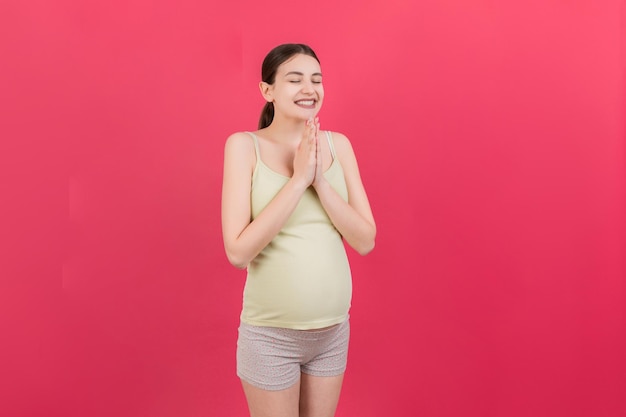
313,131,376,255
221,127,317,269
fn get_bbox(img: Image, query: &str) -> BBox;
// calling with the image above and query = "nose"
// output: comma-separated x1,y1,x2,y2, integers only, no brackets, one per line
301,80,315,94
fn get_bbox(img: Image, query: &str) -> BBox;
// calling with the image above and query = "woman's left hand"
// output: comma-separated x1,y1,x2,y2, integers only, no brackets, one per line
312,118,326,188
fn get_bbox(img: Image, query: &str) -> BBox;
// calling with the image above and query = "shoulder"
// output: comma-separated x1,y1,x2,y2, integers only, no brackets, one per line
223,132,256,169
326,131,356,157
224,131,256,156
225,131,254,148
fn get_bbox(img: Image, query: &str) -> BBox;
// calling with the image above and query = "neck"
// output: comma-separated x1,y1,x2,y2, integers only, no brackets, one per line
263,114,308,143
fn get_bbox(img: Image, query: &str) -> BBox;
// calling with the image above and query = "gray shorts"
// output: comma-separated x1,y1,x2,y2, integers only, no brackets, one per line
236,319,350,391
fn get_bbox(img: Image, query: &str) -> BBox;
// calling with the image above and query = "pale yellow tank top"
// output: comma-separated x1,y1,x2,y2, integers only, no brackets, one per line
241,131,352,330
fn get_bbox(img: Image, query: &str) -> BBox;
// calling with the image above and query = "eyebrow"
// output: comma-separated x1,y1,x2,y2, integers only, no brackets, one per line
284,71,323,77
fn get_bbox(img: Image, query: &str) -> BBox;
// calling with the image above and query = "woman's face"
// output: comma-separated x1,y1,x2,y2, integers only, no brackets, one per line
263,53,324,121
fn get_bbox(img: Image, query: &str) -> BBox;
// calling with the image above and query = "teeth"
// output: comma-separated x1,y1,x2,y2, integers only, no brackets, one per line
296,100,315,106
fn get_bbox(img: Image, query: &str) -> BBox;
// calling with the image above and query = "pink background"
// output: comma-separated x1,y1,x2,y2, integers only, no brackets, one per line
1,1,625,416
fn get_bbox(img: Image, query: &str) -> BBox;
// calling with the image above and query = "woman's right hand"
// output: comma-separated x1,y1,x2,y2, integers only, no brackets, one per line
292,118,318,188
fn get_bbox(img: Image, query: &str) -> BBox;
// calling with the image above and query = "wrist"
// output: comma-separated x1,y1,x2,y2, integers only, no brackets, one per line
289,176,310,193
312,176,329,191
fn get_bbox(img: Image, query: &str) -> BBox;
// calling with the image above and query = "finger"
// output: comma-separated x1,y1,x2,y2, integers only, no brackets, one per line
309,120,316,139
315,136,322,179
315,132,321,162
309,127,316,157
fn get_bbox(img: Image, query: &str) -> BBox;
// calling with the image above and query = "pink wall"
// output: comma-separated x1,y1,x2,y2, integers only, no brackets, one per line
1,1,624,416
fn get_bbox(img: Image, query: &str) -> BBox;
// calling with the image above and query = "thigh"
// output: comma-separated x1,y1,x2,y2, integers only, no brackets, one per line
299,320,349,417
237,322,302,391
301,319,350,378
242,378,300,417
299,373,345,417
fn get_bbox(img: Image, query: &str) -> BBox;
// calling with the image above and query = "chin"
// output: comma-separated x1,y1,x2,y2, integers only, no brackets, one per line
301,108,321,119
288,108,321,123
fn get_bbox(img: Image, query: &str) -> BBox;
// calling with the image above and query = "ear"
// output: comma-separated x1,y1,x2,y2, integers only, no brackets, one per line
259,81,273,102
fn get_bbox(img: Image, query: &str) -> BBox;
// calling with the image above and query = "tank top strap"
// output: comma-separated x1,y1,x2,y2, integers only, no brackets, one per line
325,131,336,160
246,131,261,163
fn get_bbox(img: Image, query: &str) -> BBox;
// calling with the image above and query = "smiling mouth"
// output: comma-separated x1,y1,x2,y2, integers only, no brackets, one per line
295,99,316,108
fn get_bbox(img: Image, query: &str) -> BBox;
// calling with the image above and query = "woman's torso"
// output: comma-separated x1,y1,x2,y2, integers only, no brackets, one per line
241,131,352,330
